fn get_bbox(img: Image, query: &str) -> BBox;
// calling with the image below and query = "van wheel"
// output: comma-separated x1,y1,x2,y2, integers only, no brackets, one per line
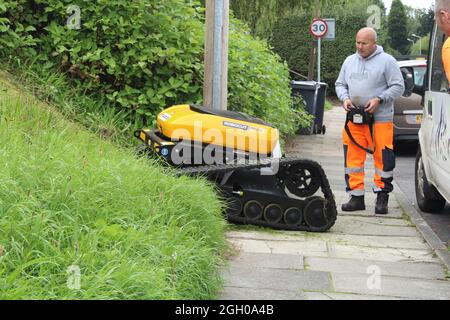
415,148,446,212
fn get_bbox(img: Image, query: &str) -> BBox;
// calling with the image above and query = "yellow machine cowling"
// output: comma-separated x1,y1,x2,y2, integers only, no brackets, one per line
156,104,279,155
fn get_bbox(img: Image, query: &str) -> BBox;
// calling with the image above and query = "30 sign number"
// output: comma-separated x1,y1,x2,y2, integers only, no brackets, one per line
310,19,328,38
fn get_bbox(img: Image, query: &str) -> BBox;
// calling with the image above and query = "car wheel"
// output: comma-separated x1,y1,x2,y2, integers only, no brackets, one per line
414,147,446,213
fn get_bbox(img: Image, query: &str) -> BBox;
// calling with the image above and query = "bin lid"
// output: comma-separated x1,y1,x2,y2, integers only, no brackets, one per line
290,80,328,88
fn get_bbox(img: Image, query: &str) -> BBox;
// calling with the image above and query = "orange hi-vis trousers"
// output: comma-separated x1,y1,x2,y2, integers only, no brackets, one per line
342,122,395,196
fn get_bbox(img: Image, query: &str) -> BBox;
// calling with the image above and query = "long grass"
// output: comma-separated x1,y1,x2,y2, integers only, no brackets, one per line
0,78,227,299
1,56,136,147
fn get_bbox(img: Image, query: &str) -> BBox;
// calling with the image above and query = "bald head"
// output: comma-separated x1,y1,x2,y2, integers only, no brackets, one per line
355,27,378,58
357,27,378,42
435,0,450,35
435,0,450,11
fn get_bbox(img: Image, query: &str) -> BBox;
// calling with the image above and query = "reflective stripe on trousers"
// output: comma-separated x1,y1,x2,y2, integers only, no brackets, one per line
342,121,395,195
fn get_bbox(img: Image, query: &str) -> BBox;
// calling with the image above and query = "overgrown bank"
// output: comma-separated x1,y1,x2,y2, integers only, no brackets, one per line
0,72,227,299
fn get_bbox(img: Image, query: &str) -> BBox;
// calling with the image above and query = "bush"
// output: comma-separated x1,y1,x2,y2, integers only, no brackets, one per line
0,0,309,135
23,0,204,117
228,19,311,134
0,0,37,55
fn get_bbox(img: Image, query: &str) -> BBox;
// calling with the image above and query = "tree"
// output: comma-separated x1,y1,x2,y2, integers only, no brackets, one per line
228,0,311,39
388,0,409,55
405,6,421,37
416,8,434,37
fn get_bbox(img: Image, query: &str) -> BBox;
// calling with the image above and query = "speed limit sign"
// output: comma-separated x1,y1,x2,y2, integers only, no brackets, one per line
310,18,328,38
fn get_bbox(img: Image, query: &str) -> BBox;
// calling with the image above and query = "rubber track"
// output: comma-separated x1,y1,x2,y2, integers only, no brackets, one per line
177,157,338,232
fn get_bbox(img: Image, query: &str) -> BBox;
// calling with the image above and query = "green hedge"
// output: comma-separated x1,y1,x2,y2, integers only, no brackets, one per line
228,19,311,134
0,0,37,54
270,13,368,95
0,0,309,135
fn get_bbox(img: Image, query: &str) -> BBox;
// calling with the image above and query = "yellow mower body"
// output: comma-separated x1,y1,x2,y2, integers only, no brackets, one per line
155,104,279,156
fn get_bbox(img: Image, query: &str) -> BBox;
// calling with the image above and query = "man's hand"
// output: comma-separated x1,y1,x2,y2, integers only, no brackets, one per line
343,99,354,112
364,98,381,114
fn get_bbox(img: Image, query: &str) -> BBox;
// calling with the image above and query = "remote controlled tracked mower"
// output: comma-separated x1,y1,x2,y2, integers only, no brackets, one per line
135,104,337,232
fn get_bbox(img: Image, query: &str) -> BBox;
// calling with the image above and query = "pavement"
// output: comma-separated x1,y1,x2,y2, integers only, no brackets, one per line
219,106,450,300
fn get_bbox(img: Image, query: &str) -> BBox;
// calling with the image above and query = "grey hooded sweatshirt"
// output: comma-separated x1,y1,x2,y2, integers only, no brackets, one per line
335,45,405,123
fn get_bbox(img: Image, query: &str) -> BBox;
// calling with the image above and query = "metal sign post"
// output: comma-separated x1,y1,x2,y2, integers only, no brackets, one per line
318,37,321,83
310,18,328,83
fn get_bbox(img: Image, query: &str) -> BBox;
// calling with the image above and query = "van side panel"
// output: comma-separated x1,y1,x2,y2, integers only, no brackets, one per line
420,23,450,203
422,92,450,203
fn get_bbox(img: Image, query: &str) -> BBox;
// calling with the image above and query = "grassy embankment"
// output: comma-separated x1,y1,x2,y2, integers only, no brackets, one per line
0,72,227,299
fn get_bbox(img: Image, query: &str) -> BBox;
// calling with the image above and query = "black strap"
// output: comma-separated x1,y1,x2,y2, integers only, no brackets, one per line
344,118,374,154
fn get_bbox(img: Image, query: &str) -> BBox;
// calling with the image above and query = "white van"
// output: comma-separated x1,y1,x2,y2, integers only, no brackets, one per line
406,24,450,212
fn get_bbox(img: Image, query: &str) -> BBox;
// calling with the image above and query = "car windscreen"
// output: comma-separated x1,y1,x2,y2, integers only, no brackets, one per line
413,66,426,86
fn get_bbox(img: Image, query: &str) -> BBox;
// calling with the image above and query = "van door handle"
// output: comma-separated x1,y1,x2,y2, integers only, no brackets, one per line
428,100,432,116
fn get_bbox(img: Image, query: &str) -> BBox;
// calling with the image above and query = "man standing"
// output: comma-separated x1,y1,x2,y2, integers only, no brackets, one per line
335,27,405,214
435,0,450,83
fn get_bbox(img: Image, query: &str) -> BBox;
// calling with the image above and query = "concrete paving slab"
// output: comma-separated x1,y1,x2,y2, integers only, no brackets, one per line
332,272,450,299
303,291,407,300
226,238,272,254
328,243,439,263
221,265,332,292
317,234,429,250
226,230,429,250
226,230,310,242
336,215,411,227
228,252,304,270
305,256,447,280
302,292,333,300
226,237,329,257
266,240,329,257
331,216,419,237
219,286,305,300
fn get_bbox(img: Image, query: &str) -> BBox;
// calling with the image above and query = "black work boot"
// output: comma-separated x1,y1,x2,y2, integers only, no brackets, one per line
375,192,389,214
341,196,365,211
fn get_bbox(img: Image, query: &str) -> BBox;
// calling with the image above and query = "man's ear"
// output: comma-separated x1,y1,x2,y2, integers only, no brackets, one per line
441,9,450,22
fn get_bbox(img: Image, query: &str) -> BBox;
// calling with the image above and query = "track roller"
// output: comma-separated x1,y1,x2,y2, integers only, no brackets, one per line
244,200,263,220
283,207,303,226
304,197,329,229
227,197,243,216
263,204,283,223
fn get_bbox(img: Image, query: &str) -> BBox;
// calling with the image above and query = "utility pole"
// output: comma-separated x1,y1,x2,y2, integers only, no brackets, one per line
204,0,229,110
411,34,421,55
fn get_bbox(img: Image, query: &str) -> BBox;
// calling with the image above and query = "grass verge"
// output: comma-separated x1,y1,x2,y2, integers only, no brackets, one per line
1,56,136,147
0,74,227,299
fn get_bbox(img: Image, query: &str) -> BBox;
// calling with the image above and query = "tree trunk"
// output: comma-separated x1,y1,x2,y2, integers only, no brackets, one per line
307,40,317,81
